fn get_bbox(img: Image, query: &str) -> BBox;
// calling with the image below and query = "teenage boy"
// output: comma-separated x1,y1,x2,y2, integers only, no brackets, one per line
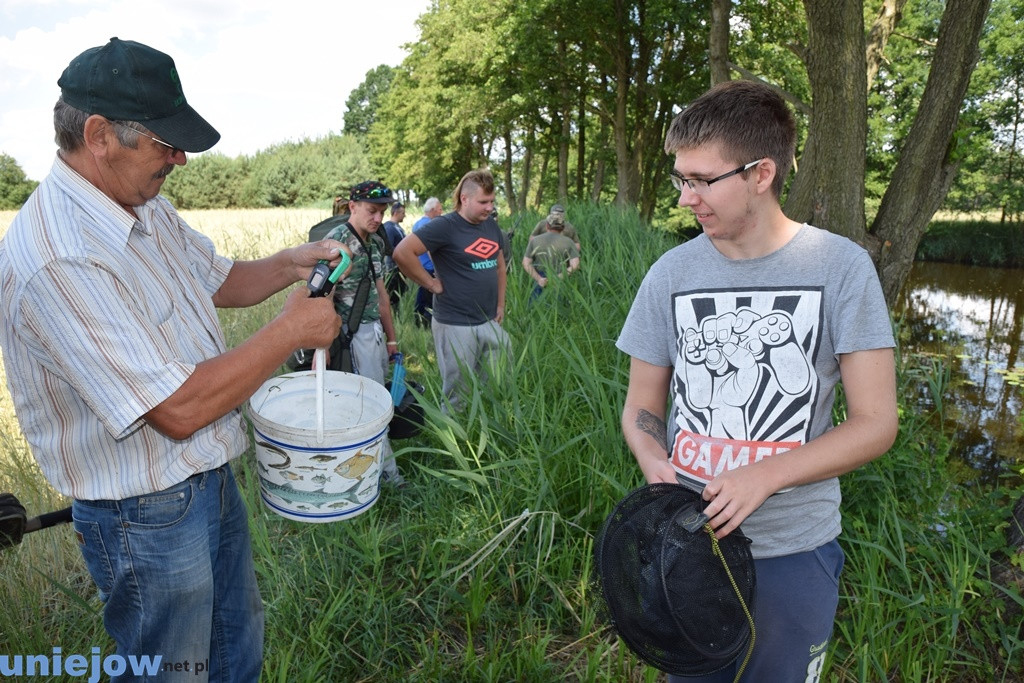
324,181,404,485
393,169,510,410
616,80,898,682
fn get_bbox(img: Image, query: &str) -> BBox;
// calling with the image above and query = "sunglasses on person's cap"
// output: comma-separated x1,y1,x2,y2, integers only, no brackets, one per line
349,182,394,203
58,37,220,153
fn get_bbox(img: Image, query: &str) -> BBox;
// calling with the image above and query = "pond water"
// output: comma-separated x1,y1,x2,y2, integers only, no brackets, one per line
895,261,1024,490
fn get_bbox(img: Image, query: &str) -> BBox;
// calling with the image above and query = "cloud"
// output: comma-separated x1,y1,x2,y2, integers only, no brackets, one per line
0,0,426,181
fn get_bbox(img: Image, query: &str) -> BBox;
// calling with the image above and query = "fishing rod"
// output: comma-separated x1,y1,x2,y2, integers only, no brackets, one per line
0,493,73,551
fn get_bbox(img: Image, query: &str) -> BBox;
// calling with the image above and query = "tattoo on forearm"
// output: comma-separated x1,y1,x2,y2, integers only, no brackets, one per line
636,409,668,452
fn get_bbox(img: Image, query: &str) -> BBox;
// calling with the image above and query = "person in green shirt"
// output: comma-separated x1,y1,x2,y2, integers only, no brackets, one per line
324,180,405,486
529,204,580,252
522,217,580,301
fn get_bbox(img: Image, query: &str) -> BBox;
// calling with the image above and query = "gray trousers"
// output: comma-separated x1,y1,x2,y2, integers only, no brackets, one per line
349,320,398,479
431,318,511,410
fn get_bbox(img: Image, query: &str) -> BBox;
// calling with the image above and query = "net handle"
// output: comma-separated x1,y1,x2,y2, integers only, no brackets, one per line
705,523,757,683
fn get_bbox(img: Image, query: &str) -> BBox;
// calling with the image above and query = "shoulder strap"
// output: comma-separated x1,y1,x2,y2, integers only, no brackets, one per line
344,223,378,281
339,223,377,339
379,223,396,258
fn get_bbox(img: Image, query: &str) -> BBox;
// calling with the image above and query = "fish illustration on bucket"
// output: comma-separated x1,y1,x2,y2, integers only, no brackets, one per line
248,370,394,522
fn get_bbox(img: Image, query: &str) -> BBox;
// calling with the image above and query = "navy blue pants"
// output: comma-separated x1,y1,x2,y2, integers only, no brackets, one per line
668,539,844,683
414,267,434,325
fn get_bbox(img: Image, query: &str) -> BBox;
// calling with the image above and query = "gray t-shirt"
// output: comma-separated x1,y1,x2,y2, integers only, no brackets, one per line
616,224,894,558
415,211,504,325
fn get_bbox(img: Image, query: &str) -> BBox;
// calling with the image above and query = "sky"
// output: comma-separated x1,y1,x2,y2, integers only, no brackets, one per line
0,0,431,182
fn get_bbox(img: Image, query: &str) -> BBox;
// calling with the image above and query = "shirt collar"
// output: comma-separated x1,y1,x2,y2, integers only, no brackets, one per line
51,154,154,240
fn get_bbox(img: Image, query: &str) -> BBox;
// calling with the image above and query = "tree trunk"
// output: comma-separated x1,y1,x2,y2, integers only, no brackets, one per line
874,0,992,304
866,0,908,92
577,88,587,200
558,111,571,203
555,37,572,204
592,115,608,202
502,129,517,211
999,82,1021,225
534,153,550,210
612,1,641,205
592,76,610,203
709,0,731,86
639,99,673,220
784,0,868,245
519,127,535,213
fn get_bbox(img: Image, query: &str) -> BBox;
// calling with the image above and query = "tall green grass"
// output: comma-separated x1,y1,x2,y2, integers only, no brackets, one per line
1,205,1021,681
916,220,1024,268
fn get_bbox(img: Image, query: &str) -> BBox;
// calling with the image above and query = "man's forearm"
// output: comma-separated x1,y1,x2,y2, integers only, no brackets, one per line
214,250,298,308
521,258,543,284
376,279,399,346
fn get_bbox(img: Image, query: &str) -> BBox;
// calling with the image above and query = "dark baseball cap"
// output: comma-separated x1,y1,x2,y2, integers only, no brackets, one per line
58,37,220,153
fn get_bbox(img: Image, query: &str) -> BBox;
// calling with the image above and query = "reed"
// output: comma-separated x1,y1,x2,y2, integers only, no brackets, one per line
1,206,1020,681
917,220,1024,268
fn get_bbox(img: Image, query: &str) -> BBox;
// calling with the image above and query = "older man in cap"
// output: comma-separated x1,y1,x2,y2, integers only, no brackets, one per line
0,38,349,681
410,196,444,327
529,203,581,252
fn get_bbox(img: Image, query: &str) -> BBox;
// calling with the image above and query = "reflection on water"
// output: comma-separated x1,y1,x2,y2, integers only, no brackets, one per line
895,262,1024,489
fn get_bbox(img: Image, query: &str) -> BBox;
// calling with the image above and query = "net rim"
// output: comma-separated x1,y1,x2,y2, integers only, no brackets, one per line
595,483,756,675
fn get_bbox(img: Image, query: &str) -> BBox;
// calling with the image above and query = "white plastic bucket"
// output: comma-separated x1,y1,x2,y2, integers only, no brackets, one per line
248,371,393,523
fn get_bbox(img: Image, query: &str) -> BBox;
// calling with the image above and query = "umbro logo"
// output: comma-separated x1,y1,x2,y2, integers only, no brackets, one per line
465,238,500,259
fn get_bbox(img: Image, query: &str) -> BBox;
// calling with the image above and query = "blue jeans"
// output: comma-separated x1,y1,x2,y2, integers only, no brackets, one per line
73,464,263,682
414,268,435,325
529,267,547,302
668,539,844,683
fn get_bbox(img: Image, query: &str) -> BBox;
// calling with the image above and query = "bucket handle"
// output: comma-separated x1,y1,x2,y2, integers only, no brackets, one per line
314,348,326,443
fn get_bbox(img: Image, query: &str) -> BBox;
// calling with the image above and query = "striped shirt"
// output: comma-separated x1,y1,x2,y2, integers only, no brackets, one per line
0,156,247,500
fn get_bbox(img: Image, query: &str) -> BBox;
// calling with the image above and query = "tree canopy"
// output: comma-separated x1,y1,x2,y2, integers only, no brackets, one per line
344,65,397,137
160,134,373,209
0,153,38,210
3,0,1020,303
364,0,1017,302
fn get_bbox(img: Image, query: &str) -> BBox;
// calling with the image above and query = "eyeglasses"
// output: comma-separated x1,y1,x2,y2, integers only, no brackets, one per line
669,159,763,195
113,121,183,156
